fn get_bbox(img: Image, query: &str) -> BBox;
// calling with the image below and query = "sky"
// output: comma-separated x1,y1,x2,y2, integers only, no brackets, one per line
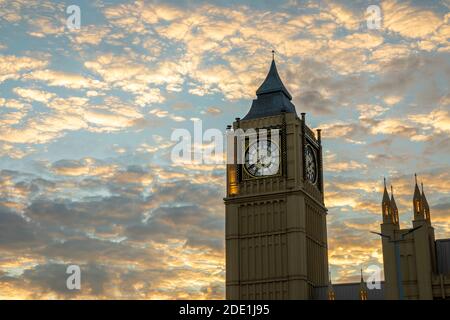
0,0,449,299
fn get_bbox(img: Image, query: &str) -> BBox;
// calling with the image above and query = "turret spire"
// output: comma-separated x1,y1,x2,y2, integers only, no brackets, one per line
382,177,391,220
359,268,368,300
390,185,399,225
413,174,424,219
421,181,430,221
328,271,335,300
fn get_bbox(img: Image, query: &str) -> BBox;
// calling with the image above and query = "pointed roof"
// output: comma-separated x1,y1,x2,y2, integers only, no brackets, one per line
327,272,335,300
390,185,398,211
382,177,390,204
390,185,399,224
242,56,297,120
413,173,421,201
359,268,368,300
256,58,292,100
421,182,430,213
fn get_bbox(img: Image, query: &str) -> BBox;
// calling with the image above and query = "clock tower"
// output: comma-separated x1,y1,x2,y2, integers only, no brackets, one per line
224,57,329,299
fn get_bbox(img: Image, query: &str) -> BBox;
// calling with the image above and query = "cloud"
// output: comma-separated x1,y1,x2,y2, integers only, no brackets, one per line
0,205,39,250
202,106,222,116
69,26,111,45
1,0,449,297
84,53,183,104
0,160,226,298
382,0,444,39
13,87,55,103
27,17,64,38
370,118,417,136
23,69,106,90
326,2,360,31
370,53,450,107
408,108,450,134
0,55,47,83
51,158,117,177
326,160,367,173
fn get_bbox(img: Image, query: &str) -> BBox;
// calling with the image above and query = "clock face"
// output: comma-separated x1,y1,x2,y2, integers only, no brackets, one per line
305,144,317,184
244,140,280,177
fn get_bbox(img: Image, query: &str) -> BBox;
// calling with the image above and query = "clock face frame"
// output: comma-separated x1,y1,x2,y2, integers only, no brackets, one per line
244,139,280,178
305,144,317,184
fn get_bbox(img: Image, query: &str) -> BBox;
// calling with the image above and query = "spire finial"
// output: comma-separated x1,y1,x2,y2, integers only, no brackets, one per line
391,185,394,196
383,177,386,188
272,49,275,61
360,268,364,282
415,173,418,185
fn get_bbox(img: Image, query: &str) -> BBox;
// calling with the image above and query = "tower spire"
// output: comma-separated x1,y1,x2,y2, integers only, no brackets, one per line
359,268,368,300
242,56,297,120
413,174,424,220
255,58,292,99
328,271,335,300
390,185,399,225
421,181,430,222
382,177,391,220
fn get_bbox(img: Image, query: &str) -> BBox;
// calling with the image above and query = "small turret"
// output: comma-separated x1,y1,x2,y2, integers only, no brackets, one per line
421,182,431,223
413,174,425,221
382,177,391,223
359,269,368,300
390,185,399,225
327,272,335,300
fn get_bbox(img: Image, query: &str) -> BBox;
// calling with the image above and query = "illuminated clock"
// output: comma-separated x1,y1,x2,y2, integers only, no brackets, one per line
244,140,280,177
305,144,317,184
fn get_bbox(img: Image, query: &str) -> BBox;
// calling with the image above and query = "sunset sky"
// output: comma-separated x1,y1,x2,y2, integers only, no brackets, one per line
0,0,449,299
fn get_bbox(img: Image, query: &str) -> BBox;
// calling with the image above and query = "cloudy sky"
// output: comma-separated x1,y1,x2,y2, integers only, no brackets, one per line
0,0,449,299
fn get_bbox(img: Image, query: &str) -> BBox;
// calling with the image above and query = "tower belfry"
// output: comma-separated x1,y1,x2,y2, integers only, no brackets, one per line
225,58,328,299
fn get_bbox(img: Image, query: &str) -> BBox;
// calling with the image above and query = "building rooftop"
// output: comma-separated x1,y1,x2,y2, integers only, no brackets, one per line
313,282,385,300
242,58,297,120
